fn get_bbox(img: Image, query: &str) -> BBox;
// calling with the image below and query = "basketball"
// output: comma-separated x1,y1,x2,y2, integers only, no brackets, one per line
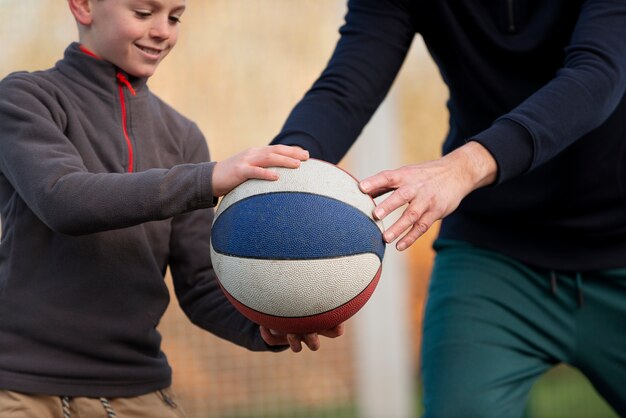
210,158,386,334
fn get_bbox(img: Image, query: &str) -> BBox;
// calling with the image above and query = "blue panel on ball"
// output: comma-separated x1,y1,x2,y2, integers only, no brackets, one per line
212,192,385,261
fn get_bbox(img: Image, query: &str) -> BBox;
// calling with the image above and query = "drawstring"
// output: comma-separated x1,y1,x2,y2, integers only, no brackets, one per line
549,271,584,307
100,397,117,418
575,272,584,307
60,396,117,418
62,397,71,418
550,271,558,294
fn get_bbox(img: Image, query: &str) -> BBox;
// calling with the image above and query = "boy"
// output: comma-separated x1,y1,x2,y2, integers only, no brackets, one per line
0,0,342,416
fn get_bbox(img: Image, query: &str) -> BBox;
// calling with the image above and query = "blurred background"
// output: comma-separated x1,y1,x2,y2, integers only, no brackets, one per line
0,1,618,417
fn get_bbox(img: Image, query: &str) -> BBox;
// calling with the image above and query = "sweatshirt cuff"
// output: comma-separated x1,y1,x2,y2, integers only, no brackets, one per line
270,132,324,159
470,118,534,184
198,162,218,207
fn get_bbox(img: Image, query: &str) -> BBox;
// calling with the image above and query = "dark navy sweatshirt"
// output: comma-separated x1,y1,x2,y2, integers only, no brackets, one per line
272,0,626,270
0,43,279,398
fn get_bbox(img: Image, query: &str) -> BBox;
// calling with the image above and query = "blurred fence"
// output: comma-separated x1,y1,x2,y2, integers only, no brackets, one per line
160,272,358,418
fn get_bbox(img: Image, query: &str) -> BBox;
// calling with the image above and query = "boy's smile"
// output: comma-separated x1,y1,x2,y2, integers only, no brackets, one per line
135,43,164,60
70,0,186,78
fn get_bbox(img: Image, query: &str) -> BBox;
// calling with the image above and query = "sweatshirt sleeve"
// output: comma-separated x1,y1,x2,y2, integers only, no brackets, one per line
168,128,285,352
0,74,216,235
271,0,416,163
473,0,626,183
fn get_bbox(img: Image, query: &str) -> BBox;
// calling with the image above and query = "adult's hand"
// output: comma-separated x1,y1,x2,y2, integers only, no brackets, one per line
359,141,497,251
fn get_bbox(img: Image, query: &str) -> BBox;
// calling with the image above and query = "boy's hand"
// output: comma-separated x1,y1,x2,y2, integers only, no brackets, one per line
260,324,345,352
212,145,309,197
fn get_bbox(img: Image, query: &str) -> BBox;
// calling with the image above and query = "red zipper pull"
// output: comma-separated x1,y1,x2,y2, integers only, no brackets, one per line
116,72,136,96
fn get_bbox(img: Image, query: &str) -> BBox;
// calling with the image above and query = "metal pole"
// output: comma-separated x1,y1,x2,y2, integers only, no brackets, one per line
348,89,415,418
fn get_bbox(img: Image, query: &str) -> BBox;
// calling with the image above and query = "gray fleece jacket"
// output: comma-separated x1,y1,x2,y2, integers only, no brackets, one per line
0,43,277,398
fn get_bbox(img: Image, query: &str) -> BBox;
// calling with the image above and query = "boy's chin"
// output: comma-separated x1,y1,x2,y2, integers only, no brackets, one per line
120,64,159,78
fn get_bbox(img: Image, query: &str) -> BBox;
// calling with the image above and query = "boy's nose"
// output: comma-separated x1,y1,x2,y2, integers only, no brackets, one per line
149,18,171,40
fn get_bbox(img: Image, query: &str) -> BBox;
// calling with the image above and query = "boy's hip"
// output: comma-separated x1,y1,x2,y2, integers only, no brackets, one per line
0,387,185,418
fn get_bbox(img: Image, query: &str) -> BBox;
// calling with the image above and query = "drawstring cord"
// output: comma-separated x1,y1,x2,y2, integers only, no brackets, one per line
549,271,584,307
62,397,70,418
100,397,117,418
575,272,584,307
60,396,117,418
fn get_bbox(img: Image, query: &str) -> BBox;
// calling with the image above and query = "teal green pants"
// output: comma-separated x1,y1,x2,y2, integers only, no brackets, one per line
421,239,626,418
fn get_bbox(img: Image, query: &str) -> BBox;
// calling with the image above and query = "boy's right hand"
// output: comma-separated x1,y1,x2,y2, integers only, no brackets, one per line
212,145,309,197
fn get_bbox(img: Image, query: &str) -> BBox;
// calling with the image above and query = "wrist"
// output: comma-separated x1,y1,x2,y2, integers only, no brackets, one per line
451,141,498,190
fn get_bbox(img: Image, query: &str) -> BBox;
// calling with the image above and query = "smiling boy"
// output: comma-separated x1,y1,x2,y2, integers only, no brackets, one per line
71,0,184,78
0,1,341,417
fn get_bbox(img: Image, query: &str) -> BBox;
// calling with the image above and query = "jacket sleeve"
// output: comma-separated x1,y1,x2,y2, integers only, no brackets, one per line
168,126,285,352
472,0,626,183
0,74,216,235
271,0,416,163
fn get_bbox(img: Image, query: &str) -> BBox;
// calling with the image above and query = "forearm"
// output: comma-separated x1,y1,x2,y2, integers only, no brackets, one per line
272,0,415,163
17,163,215,235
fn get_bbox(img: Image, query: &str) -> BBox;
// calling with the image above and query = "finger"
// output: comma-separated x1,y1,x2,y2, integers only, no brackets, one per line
243,166,280,181
302,334,321,351
259,326,288,346
269,144,310,160
287,334,303,353
373,187,416,222
395,211,438,251
382,201,428,243
318,323,345,338
267,144,309,158
245,147,308,170
360,184,395,200
259,153,305,169
359,172,396,198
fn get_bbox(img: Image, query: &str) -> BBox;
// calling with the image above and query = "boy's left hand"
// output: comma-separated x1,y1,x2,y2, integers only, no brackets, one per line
260,324,345,352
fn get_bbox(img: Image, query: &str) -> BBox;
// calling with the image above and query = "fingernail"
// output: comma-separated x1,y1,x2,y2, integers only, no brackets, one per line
384,231,395,242
374,208,385,219
360,182,369,192
397,242,407,251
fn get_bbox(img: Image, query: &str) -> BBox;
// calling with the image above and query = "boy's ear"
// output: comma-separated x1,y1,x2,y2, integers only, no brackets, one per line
68,0,94,26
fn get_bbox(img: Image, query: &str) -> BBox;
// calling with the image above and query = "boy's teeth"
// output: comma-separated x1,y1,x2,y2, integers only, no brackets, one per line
140,46,159,54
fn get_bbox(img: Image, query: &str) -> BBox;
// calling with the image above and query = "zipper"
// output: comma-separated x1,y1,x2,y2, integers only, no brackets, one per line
116,72,136,173
506,0,516,33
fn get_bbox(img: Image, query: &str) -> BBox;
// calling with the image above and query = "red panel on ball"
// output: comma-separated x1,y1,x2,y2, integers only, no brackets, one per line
218,266,382,334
